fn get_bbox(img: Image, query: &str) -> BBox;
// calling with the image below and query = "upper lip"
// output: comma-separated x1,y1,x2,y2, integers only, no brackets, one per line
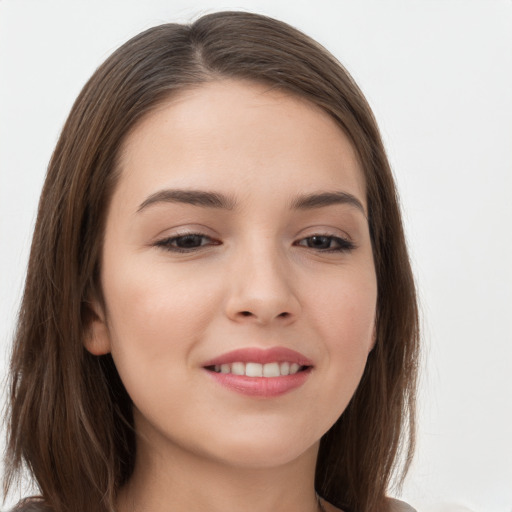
202,347,313,367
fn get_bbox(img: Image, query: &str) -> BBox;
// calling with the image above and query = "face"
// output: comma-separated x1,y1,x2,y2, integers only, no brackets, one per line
87,80,377,470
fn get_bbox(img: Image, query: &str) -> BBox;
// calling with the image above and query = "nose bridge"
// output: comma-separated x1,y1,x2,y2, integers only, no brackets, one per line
225,233,300,324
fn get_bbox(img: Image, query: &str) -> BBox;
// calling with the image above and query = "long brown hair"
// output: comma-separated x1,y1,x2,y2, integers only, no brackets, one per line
3,11,419,512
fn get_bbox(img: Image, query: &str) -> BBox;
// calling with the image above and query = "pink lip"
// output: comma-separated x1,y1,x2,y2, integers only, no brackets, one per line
202,347,313,398
202,347,313,367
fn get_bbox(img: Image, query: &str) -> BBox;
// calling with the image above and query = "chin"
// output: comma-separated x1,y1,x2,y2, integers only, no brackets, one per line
208,441,318,470
193,424,321,470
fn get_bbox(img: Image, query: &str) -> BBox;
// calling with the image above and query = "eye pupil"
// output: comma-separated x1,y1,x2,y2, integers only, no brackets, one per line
176,234,203,248
308,236,331,249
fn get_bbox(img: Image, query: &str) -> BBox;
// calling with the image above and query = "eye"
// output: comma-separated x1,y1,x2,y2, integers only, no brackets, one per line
295,235,355,252
155,233,220,253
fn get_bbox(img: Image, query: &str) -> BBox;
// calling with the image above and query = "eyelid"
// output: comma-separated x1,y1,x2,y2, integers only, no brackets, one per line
154,232,221,253
151,226,356,254
294,234,356,252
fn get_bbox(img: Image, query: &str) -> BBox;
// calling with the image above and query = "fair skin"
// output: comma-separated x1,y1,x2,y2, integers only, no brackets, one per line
86,80,377,512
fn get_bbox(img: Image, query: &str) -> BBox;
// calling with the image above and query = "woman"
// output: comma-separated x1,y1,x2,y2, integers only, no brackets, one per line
3,11,419,512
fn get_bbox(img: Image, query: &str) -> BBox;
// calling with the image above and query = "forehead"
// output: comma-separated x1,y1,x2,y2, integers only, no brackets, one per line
115,79,366,209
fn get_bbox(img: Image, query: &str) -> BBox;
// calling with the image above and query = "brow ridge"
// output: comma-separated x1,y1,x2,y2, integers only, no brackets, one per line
291,191,366,215
137,188,366,216
137,189,236,212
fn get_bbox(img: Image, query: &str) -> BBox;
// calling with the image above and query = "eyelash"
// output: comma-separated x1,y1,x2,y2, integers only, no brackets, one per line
294,235,355,252
154,233,355,254
154,233,221,253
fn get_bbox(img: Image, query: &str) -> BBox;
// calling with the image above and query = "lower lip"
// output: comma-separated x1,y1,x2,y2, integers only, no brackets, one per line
205,368,312,397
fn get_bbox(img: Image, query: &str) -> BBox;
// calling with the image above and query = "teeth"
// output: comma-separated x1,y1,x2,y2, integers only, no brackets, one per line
211,361,305,377
246,362,263,377
232,362,245,375
263,362,280,377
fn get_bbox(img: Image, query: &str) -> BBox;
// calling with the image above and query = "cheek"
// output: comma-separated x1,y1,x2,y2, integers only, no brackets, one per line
101,255,222,373
306,264,377,399
311,264,377,345
99,258,225,425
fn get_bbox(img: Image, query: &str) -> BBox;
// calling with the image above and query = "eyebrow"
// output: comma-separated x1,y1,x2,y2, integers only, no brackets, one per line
290,191,366,216
137,188,366,216
137,189,236,212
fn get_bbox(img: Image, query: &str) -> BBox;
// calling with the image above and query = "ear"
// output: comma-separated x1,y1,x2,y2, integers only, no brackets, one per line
83,299,112,356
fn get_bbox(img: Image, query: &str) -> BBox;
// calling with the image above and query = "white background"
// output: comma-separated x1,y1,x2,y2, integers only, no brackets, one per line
1,1,511,511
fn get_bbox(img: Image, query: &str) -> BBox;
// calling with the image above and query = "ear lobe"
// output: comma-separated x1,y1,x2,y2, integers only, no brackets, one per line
83,300,112,356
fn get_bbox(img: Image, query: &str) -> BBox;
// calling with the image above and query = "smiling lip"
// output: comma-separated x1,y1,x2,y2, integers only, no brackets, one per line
203,347,313,367
202,347,313,398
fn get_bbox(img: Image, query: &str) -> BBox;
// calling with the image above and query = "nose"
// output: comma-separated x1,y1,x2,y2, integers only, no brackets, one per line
224,243,301,326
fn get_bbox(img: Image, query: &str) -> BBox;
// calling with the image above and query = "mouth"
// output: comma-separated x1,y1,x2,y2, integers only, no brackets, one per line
202,347,313,397
205,361,310,377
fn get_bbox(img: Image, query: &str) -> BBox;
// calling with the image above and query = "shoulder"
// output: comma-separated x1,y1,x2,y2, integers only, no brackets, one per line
322,496,417,512
387,497,418,512
8,497,52,512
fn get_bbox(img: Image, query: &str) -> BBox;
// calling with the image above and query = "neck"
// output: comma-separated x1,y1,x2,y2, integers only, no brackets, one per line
116,425,321,512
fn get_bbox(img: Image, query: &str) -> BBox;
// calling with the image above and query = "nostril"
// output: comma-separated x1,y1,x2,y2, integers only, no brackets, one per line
235,310,292,320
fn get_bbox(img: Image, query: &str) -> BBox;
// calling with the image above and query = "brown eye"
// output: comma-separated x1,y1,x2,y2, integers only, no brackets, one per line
155,234,220,253
295,235,355,252
305,236,332,249
173,234,207,248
